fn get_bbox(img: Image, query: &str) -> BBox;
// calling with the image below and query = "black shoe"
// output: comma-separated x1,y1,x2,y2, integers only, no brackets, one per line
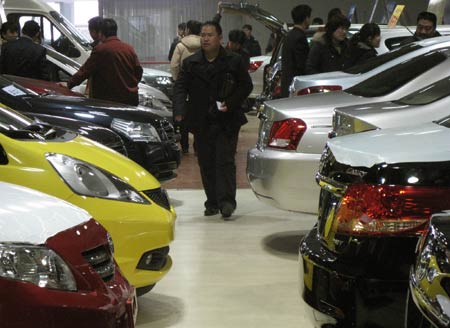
204,207,219,216
220,203,234,219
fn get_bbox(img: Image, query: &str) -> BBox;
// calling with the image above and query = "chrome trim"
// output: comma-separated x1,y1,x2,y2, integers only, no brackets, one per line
316,173,347,196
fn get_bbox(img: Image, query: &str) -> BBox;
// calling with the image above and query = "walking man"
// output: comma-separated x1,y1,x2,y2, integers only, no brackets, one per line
173,21,253,219
67,18,143,106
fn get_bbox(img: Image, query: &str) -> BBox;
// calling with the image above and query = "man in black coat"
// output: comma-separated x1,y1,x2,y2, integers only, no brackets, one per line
280,5,311,98
173,21,253,219
0,20,47,80
242,24,261,57
400,11,440,46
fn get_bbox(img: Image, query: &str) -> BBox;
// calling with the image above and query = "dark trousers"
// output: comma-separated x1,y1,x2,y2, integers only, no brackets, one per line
194,124,240,210
180,121,189,151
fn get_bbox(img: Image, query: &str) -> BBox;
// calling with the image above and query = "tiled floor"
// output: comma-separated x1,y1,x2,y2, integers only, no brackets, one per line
140,114,316,327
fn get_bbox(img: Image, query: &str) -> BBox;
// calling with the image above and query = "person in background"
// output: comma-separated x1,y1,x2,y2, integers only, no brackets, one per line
345,23,380,68
168,22,186,61
265,32,276,53
170,19,202,154
312,17,324,25
306,15,351,74
0,20,47,80
0,21,19,44
242,24,261,57
280,4,312,98
67,18,143,106
400,11,440,46
311,8,343,44
88,16,103,48
173,21,252,219
227,29,250,68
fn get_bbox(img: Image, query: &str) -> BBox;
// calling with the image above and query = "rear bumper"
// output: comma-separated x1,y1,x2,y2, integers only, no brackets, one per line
299,226,418,327
247,147,320,213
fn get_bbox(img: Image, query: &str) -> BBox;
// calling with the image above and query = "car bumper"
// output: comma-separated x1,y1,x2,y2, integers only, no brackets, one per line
0,275,137,328
299,226,418,327
247,147,320,213
67,195,176,289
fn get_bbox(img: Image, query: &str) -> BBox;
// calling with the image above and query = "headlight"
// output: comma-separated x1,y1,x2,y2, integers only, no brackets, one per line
139,93,167,111
111,118,161,142
46,153,149,204
0,244,76,291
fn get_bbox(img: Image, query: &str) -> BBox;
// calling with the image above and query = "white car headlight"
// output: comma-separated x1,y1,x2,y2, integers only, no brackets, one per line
0,244,76,291
111,118,161,142
46,153,149,204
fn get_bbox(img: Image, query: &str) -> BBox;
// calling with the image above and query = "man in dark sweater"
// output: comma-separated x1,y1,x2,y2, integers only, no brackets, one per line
280,5,312,98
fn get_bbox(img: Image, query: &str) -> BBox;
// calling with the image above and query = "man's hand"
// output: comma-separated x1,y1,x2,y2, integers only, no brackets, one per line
174,115,184,122
218,102,228,112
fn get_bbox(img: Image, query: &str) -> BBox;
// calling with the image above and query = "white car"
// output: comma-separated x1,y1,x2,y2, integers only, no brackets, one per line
247,44,450,214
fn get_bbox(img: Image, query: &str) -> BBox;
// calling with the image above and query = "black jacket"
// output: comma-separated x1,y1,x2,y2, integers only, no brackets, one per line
242,36,261,57
305,36,349,74
345,42,378,68
173,47,253,133
0,37,47,80
280,27,310,97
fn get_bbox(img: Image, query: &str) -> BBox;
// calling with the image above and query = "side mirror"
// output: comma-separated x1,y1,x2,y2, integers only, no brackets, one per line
0,144,8,165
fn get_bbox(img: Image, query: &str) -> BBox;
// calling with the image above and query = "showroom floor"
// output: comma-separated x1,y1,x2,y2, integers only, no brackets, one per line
135,115,318,327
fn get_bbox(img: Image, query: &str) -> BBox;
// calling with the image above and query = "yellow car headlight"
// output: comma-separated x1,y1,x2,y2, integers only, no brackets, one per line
46,153,149,204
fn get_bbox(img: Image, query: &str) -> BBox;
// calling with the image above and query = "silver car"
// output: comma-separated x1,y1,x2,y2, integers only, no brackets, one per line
290,32,450,97
247,46,450,214
333,75,450,137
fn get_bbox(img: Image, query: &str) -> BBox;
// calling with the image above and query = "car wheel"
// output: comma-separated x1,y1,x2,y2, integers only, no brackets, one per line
137,284,156,297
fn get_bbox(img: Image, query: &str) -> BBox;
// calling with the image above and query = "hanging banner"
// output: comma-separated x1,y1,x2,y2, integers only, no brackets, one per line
387,4,405,28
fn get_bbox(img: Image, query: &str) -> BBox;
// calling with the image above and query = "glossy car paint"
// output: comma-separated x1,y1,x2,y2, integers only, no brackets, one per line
299,122,450,327
0,109,176,289
408,213,450,328
247,49,450,214
0,182,135,328
290,34,450,96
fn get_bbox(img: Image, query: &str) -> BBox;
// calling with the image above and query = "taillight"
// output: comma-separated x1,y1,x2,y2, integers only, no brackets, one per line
335,184,450,236
249,61,264,73
296,85,342,96
267,118,307,150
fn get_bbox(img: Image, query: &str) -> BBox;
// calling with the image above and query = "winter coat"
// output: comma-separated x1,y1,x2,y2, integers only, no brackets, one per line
242,36,261,57
345,42,378,68
173,47,253,134
305,35,349,74
170,34,201,80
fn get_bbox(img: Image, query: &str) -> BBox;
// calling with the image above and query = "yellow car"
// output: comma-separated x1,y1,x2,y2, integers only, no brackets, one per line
0,105,175,295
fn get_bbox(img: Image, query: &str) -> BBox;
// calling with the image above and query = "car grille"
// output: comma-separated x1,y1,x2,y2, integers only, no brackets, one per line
142,187,171,211
156,119,177,143
82,246,115,282
104,140,128,156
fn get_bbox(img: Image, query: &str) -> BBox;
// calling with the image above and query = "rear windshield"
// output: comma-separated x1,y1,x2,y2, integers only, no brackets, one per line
346,50,448,97
395,76,450,105
343,44,421,74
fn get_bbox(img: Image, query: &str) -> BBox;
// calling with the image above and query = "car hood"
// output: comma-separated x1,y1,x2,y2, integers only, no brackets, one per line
294,71,353,83
29,95,166,121
265,91,360,118
0,181,91,244
328,122,450,168
139,82,170,102
220,2,285,33
143,67,171,77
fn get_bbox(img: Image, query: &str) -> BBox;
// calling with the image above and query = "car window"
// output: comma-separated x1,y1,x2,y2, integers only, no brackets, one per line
395,76,450,105
343,44,422,74
346,50,448,97
384,36,411,50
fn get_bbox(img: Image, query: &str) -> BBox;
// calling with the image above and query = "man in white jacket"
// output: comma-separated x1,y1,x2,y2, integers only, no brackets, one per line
171,19,202,154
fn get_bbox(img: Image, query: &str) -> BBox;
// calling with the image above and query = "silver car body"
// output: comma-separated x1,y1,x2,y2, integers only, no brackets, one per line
333,76,450,137
249,54,271,98
247,47,450,214
290,31,450,96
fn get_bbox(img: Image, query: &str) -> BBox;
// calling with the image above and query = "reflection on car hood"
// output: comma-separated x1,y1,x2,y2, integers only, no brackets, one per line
328,122,450,168
0,181,90,244
143,67,171,77
293,71,353,83
139,82,170,101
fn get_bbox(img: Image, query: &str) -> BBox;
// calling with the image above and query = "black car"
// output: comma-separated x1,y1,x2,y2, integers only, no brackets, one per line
299,121,450,327
406,213,450,328
0,75,180,180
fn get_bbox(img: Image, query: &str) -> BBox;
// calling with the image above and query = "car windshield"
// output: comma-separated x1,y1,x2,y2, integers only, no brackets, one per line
346,50,448,97
50,11,92,49
395,76,450,105
343,44,421,74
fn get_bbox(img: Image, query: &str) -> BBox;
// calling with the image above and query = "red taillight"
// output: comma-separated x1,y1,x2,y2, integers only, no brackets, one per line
267,118,307,150
335,184,450,236
296,85,342,96
249,61,264,73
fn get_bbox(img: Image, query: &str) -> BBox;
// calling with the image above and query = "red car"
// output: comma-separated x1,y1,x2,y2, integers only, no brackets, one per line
0,182,137,327
5,74,83,97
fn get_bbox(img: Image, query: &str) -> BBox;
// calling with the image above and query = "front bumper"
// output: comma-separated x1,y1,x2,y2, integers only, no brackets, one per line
247,147,320,213
299,226,418,327
67,195,176,289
